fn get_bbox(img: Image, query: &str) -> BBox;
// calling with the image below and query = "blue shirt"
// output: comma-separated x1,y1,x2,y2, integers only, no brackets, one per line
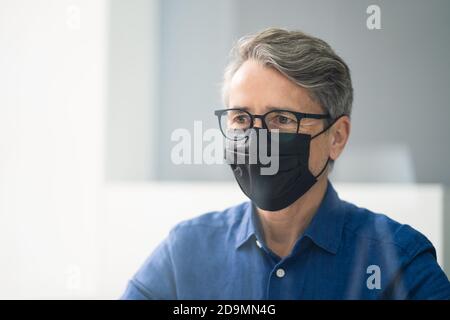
121,182,450,300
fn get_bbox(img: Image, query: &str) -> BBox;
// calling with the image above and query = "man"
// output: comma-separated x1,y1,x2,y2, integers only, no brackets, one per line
122,28,450,299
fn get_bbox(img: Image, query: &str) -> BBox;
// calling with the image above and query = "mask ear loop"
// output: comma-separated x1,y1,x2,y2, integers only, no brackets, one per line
314,157,330,179
310,114,348,179
311,114,347,140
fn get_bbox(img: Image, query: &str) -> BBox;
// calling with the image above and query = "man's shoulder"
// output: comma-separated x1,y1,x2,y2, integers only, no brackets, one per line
341,200,435,259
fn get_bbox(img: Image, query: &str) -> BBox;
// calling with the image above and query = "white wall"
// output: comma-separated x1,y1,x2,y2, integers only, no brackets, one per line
0,0,107,299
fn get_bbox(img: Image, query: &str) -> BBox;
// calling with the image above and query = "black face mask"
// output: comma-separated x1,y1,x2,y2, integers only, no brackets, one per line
225,121,337,212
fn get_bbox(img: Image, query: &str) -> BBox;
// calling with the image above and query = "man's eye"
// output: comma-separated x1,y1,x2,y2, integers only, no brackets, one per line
277,116,294,124
234,115,248,123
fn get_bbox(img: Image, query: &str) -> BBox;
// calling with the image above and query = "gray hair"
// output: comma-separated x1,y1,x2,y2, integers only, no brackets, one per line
222,28,353,122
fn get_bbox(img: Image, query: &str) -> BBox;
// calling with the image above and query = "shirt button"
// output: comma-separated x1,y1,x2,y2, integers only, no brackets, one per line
255,239,262,248
276,268,286,278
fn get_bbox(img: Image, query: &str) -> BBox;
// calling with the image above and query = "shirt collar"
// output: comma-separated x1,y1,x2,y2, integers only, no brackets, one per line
302,181,345,254
234,180,346,254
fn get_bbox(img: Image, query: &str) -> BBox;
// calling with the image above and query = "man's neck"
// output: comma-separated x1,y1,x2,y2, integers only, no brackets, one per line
256,177,328,258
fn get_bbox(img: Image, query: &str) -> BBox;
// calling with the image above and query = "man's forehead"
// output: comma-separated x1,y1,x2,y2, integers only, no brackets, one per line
229,61,322,113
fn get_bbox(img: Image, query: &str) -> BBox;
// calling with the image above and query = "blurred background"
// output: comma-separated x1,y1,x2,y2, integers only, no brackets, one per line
0,0,449,299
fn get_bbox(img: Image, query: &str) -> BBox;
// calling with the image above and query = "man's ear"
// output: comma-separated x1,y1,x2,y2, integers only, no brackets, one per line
329,116,351,161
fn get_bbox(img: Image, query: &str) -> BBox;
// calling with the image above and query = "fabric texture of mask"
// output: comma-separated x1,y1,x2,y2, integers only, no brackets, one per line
225,128,327,211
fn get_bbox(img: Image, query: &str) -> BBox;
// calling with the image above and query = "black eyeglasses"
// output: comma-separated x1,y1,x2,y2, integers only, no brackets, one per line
214,108,330,140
